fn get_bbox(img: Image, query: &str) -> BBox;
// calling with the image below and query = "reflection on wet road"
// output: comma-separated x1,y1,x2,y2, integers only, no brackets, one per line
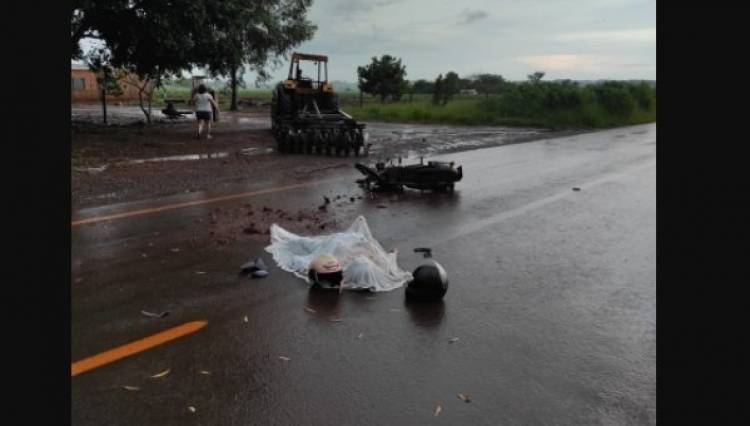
72,123,656,425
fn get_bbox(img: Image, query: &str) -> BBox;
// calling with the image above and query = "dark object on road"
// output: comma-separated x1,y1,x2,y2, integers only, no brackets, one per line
356,158,463,192
405,259,449,302
572,187,581,191
161,101,192,119
141,310,170,318
240,257,269,278
271,52,367,156
414,247,433,258
308,254,344,291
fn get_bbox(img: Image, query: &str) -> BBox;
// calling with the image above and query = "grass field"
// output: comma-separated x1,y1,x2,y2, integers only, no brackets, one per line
118,83,655,130
345,97,656,129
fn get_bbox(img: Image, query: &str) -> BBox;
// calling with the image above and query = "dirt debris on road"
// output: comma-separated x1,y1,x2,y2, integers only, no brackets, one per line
72,107,586,210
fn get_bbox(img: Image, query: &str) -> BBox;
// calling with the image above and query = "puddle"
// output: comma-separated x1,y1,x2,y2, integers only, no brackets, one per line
95,192,118,199
240,147,275,156
116,152,230,165
73,165,109,174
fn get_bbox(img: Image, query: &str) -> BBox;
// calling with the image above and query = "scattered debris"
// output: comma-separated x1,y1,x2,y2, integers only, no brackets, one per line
141,253,148,258
150,368,171,378
304,306,317,314
414,247,433,258
357,332,364,339
572,187,581,191
170,248,180,252
434,404,443,417
328,318,343,322
240,257,269,278
457,393,471,403
448,337,460,343
350,197,356,202
279,356,291,362
199,370,211,375
122,385,140,391
376,205,387,208
187,406,196,413
324,196,331,204
243,316,249,323
195,271,207,275
141,310,170,318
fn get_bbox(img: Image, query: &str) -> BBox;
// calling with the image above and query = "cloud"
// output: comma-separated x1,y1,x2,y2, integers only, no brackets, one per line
555,27,656,43
459,8,489,25
335,0,406,16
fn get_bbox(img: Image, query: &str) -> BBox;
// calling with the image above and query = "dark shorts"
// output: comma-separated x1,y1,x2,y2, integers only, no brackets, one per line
196,111,212,121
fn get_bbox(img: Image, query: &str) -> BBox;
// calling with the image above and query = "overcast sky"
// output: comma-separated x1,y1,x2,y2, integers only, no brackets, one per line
278,0,656,83
79,0,655,84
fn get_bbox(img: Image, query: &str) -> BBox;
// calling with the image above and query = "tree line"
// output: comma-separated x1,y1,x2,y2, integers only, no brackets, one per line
357,55,506,104
356,55,655,117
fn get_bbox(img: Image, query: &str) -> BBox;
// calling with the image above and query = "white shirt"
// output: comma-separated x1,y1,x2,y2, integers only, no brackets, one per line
193,93,214,112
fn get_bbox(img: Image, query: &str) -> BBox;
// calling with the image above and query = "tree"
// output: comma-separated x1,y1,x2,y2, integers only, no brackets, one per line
471,74,505,97
527,71,546,84
441,71,460,104
412,79,434,94
357,55,408,103
199,0,316,111
72,1,211,122
84,48,125,124
432,74,443,105
71,1,316,120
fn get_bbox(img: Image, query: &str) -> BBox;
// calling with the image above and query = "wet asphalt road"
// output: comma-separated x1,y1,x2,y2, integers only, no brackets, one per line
71,123,656,425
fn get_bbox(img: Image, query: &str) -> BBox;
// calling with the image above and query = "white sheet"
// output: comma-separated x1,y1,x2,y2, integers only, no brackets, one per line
264,215,412,292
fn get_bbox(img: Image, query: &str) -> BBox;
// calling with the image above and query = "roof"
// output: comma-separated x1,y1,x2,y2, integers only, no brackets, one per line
292,52,328,62
71,62,90,71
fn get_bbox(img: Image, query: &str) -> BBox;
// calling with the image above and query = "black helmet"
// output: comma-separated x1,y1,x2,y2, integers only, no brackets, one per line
405,259,448,302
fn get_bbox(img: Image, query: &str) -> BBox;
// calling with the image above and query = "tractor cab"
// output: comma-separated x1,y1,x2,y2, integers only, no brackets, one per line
284,53,333,95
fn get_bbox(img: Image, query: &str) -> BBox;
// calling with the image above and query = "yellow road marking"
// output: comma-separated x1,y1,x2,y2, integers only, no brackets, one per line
72,178,340,227
71,320,207,377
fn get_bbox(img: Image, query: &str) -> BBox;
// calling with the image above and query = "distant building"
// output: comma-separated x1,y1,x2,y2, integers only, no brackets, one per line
460,89,478,96
71,62,153,103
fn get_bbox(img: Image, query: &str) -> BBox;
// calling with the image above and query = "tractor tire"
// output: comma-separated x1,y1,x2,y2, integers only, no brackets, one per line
274,84,293,117
305,131,314,154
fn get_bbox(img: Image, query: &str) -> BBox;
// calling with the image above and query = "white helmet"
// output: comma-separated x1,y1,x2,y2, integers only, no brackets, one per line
308,254,343,288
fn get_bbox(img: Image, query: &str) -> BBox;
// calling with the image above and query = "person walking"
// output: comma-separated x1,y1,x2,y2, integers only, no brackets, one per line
191,84,219,139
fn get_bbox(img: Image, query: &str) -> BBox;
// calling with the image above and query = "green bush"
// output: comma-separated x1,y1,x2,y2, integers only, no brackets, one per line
592,82,637,116
542,81,584,110
627,82,654,110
